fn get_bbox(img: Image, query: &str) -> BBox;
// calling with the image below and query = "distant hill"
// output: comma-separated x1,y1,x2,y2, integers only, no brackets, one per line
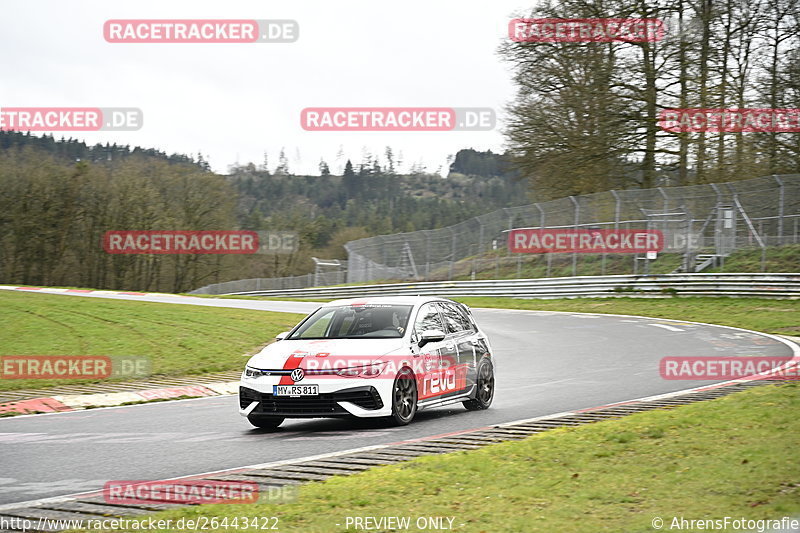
449,148,513,177
0,135,532,288
229,149,529,242
0,131,206,168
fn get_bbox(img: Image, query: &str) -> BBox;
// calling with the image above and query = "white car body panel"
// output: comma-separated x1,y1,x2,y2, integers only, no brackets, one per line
239,296,494,421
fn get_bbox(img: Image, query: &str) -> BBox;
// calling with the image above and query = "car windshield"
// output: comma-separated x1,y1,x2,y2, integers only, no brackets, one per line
288,304,413,339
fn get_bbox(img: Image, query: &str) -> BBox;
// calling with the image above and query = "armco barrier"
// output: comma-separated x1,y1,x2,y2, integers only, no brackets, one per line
225,273,800,299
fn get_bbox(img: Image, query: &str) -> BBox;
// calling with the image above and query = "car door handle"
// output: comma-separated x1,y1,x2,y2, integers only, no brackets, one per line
445,344,455,350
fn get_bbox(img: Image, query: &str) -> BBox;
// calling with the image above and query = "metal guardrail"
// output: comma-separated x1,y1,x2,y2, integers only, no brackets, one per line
227,273,800,299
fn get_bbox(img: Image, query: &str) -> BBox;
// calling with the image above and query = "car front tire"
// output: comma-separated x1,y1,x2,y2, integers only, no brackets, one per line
388,367,417,426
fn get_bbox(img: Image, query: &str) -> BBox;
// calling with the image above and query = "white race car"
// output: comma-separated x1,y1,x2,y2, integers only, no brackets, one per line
239,296,495,428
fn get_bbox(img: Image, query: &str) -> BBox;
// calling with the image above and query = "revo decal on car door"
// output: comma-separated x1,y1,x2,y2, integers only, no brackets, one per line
419,364,468,400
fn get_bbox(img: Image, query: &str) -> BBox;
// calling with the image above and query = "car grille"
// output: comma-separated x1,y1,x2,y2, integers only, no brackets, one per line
239,386,383,416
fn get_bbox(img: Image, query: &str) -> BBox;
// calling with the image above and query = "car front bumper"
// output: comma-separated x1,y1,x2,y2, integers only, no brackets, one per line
239,377,394,418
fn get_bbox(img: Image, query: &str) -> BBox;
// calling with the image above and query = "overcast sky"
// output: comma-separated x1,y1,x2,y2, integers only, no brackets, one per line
1,0,536,175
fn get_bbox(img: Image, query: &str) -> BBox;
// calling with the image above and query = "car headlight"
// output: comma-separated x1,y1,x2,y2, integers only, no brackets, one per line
361,362,387,377
244,366,266,378
336,362,387,378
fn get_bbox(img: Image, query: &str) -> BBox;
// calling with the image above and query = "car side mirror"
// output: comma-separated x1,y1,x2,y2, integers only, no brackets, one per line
275,332,289,341
417,329,446,348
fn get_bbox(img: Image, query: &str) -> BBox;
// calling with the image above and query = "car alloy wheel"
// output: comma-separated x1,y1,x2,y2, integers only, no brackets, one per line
464,361,494,411
389,368,417,425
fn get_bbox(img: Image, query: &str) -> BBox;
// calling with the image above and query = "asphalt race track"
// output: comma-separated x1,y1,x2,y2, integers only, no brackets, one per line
0,292,794,506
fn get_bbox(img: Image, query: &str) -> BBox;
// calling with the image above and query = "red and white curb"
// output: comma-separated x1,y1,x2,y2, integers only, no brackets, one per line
0,285,191,298
0,382,239,416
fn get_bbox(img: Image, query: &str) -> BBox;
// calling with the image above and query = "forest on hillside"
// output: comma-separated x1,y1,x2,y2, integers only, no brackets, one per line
0,134,527,291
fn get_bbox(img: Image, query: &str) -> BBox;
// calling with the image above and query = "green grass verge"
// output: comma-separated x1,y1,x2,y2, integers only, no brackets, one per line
450,251,684,280
707,244,800,273
195,295,799,336
0,291,302,391
445,244,800,281
454,297,800,336
186,294,331,302
70,383,800,533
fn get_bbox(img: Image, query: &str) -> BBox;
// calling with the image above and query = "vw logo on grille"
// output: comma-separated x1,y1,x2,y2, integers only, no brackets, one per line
290,368,305,382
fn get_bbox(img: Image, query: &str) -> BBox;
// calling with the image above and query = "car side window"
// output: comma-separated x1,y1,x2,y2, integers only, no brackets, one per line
454,304,476,332
414,303,444,336
438,303,467,334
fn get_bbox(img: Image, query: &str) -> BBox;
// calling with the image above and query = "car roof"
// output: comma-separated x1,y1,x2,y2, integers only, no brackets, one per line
322,296,453,307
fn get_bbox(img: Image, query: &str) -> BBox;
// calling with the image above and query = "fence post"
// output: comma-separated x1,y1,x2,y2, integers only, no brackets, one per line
684,217,694,273
775,175,784,246
658,186,668,213
478,221,485,255
471,244,477,280
424,231,431,281
730,188,767,272
535,203,546,278
570,196,579,277
610,190,622,274
611,190,621,230
449,228,456,280
506,209,514,257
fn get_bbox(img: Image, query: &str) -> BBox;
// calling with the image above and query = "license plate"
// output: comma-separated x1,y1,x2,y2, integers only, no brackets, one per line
273,385,319,396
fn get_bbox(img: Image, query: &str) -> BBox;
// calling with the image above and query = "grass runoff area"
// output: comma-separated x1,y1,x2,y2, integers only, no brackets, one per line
0,290,302,391
448,244,800,281
239,296,798,337
69,383,800,533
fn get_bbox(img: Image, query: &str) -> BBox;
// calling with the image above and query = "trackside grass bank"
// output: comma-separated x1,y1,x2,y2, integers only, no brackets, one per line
70,383,800,533
454,297,800,336
254,296,799,335
245,296,799,336
0,291,302,391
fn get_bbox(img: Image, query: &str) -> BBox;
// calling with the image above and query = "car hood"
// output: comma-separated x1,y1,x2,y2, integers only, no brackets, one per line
246,338,408,370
